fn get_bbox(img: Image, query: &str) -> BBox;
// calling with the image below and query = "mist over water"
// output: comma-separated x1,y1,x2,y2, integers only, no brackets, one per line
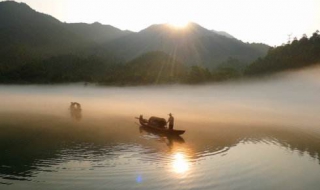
1,66,320,189
2,66,319,127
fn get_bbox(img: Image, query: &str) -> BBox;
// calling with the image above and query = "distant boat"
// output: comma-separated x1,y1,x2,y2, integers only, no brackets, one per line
136,115,185,136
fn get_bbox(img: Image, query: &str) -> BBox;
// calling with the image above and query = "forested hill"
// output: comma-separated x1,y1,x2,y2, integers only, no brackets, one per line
245,31,320,75
100,51,188,85
0,1,130,53
0,1,83,55
66,22,132,44
0,1,129,80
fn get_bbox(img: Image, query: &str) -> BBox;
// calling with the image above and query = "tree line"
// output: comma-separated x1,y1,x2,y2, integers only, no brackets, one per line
245,30,320,75
0,51,241,85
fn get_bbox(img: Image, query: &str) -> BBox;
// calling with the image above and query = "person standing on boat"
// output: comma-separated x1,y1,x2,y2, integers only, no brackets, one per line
167,113,174,130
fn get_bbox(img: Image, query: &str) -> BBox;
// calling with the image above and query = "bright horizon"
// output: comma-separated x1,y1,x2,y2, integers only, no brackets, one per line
6,0,320,46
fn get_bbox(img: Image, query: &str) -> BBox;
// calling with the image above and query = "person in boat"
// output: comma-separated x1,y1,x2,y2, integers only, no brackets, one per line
167,113,174,130
139,115,148,123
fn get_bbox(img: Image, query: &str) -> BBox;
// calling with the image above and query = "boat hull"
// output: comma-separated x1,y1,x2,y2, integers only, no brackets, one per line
139,127,185,143
139,119,185,136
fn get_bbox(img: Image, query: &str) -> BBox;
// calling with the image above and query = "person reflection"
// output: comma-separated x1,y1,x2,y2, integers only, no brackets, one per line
69,102,82,121
166,135,185,148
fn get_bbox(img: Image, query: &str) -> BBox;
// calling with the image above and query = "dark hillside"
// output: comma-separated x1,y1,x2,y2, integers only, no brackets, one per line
103,51,188,85
245,31,320,75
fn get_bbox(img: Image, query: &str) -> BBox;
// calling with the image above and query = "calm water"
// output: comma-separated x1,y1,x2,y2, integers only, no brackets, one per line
1,67,320,190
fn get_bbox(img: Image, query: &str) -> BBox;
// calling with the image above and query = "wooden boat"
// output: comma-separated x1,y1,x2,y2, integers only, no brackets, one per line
136,115,185,136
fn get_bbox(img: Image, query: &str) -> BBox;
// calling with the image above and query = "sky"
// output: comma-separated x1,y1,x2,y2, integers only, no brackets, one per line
9,0,320,46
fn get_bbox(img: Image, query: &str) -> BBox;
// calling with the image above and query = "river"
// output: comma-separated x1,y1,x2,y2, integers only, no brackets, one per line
1,66,320,190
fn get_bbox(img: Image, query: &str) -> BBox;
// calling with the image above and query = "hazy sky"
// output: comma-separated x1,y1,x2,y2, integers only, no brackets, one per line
10,0,320,46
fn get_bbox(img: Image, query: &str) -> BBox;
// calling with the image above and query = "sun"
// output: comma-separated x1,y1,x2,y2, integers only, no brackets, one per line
168,18,190,28
169,21,189,28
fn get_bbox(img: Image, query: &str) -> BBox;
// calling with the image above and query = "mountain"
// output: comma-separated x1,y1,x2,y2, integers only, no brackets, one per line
104,23,270,69
0,1,83,55
0,1,129,74
0,1,271,84
66,22,132,44
211,30,235,39
0,1,129,56
0,1,269,69
120,51,187,84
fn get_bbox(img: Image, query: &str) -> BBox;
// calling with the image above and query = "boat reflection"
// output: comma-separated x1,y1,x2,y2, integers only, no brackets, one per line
139,126,191,176
139,126,185,147
69,102,82,121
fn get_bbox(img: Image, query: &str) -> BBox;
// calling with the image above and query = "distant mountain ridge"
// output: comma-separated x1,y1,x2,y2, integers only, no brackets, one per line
0,1,269,66
0,1,129,56
211,30,235,39
0,1,82,53
103,22,270,68
66,22,132,44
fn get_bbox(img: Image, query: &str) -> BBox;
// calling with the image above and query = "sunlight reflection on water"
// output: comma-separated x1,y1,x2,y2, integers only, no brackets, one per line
171,152,190,174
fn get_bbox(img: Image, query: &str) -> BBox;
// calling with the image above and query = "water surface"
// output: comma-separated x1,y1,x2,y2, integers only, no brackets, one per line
1,66,320,189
